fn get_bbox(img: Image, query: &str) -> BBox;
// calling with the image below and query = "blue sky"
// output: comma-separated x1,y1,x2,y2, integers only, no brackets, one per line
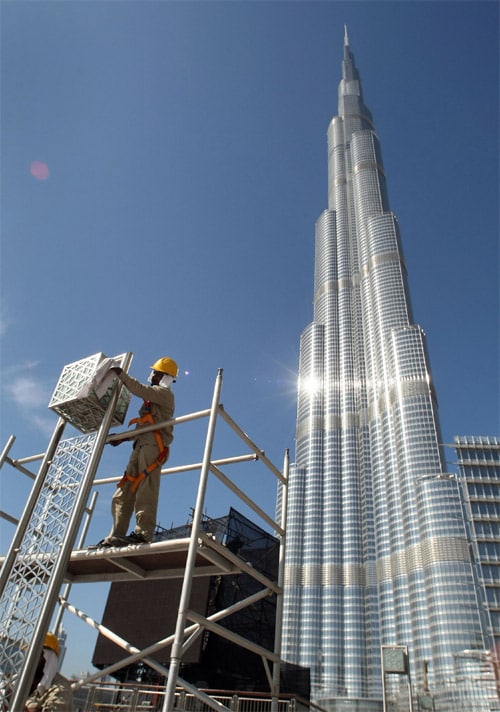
1,0,498,679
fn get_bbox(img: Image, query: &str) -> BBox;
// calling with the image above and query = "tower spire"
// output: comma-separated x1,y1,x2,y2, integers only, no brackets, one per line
344,24,349,47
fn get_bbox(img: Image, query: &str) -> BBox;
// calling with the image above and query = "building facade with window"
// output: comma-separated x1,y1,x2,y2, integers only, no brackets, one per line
454,435,500,700
281,29,490,712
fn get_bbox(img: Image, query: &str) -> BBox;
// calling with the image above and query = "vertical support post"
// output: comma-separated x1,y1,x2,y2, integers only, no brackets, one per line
86,682,97,709
271,448,289,712
382,669,387,712
408,673,414,712
130,686,140,712
162,369,224,712
9,353,133,711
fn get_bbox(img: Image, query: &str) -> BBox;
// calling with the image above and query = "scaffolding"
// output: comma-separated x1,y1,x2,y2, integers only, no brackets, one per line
0,354,289,712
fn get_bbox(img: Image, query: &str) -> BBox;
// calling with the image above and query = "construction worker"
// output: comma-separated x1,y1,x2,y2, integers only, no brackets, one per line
95,356,177,547
24,632,73,712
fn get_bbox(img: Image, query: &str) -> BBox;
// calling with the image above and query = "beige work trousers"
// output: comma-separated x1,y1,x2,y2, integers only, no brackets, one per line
110,441,163,542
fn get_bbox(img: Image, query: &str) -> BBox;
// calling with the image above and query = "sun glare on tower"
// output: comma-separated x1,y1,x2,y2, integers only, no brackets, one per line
298,375,322,395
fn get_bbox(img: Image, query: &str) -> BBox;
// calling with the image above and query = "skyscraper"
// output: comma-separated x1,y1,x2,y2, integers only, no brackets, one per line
282,29,488,711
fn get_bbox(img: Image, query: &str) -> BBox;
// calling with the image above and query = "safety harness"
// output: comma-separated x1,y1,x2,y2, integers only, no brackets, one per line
117,400,169,493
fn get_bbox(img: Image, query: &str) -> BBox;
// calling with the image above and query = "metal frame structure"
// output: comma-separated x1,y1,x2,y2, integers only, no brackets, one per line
0,359,289,712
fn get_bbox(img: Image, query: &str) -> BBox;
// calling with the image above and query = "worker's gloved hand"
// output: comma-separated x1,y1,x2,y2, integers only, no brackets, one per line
25,688,44,711
109,436,130,447
25,700,42,712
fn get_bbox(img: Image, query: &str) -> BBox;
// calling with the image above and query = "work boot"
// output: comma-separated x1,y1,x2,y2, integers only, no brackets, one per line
125,531,149,545
88,535,128,549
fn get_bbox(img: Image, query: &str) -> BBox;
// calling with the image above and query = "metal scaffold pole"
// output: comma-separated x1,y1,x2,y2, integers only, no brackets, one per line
162,368,224,712
271,448,289,712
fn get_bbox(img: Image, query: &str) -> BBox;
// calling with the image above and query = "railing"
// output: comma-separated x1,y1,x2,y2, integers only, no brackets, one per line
72,682,319,712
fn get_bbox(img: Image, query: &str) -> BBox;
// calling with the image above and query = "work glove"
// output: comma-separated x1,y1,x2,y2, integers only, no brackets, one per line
108,434,131,447
25,689,43,712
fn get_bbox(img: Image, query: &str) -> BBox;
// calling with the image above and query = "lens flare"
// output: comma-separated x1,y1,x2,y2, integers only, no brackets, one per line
30,161,49,180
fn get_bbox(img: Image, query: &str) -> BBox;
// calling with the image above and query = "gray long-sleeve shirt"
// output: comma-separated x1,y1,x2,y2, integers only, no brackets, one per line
119,372,175,447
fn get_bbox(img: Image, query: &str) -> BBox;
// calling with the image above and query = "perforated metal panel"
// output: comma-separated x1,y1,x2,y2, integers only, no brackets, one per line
0,432,96,676
48,352,131,433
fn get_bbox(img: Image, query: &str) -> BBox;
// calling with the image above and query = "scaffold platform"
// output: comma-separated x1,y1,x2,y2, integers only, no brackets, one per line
64,531,280,586
0,356,289,712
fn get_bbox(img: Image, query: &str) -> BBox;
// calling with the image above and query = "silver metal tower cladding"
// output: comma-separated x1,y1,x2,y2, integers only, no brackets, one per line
281,31,486,711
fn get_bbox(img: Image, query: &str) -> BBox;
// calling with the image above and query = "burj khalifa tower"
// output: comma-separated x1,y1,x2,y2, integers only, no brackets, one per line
281,29,488,712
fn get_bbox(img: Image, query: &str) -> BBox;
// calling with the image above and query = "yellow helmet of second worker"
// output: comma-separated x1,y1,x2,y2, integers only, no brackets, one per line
43,632,60,657
151,357,179,378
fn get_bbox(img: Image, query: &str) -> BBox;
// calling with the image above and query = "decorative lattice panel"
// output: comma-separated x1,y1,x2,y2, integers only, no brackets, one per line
0,433,96,676
49,352,131,433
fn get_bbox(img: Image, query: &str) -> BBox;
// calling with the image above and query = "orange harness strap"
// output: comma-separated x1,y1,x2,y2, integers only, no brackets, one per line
117,410,169,493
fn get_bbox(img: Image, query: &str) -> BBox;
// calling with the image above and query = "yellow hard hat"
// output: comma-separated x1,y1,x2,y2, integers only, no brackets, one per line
43,632,60,657
151,357,179,378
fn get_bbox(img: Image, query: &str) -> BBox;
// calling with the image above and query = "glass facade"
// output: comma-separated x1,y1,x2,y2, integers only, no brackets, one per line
455,436,500,704
281,31,489,711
